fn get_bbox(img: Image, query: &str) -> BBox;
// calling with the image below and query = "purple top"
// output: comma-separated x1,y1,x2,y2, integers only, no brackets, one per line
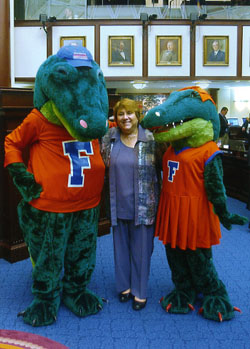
114,140,135,219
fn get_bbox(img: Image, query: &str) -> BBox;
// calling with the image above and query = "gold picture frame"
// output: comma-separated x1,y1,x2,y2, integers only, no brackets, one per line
156,36,182,66
60,36,86,48
203,36,229,66
108,36,134,67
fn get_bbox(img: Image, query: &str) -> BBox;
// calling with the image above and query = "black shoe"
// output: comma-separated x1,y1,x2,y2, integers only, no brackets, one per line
132,299,147,311
119,292,132,303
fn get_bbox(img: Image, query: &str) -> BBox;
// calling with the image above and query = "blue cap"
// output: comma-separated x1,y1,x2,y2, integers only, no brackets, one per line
57,45,93,68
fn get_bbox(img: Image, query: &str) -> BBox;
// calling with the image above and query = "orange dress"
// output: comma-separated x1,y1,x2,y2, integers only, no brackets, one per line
155,142,222,250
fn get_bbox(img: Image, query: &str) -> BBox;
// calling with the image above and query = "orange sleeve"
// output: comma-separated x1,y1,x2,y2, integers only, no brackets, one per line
108,120,117,128
4,110,40,167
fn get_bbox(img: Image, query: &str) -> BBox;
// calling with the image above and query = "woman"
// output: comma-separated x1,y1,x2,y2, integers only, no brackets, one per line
101,98,161,310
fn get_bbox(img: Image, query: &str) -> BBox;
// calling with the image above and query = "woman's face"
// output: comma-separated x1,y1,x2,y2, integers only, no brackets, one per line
116,108,138,135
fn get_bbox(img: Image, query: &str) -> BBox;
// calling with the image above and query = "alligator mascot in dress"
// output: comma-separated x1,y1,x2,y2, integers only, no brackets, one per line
4,45,109,326
140,86,248,322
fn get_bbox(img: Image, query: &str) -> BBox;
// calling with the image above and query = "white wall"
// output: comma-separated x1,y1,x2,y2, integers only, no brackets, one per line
218,86,250,122
14,27,47,78
218,88,231,116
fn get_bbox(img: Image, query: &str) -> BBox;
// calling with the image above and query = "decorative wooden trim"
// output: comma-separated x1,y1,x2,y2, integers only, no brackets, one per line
95,23,100,63
0,0,10,87
142,23,148,77
237,24,243,77
190,22,195,76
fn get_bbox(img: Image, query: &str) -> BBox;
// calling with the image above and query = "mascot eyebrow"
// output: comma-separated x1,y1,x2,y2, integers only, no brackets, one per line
4,45,109,327
141,86,248,322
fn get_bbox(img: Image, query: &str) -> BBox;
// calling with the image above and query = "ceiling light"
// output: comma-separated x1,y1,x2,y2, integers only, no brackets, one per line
192,80,211,89
131,81,148,89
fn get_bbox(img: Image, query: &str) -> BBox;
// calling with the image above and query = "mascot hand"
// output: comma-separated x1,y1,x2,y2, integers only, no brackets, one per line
214,202,248,230
220,213,248,230
7,163,43,202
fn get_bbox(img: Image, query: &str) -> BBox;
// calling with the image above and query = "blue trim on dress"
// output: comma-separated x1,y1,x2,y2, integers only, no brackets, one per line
205,150,223,166
174,147,190,155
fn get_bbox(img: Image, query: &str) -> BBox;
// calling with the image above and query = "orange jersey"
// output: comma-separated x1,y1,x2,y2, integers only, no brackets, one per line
4,109,105,213
155,142,222,250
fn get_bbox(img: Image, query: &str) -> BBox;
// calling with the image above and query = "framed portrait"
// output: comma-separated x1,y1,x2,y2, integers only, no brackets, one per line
60,36,86,48
156,36,182,66
203,36,229,66
108,36,134,67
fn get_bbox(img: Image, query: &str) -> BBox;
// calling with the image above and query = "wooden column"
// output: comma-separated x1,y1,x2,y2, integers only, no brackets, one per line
0,0,11,87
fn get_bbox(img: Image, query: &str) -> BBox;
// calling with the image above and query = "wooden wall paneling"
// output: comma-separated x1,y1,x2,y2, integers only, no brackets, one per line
222,154,249,203
0,88,33,263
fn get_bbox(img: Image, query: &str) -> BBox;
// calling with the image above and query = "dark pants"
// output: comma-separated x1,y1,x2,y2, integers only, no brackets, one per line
113,219,154,299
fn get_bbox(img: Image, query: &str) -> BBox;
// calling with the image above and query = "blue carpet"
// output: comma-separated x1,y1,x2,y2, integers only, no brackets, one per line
0,197,249,349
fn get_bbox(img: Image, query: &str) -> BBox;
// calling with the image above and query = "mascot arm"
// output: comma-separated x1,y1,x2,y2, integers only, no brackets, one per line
204,155,248,230
7,163,42,202
4,114,43,202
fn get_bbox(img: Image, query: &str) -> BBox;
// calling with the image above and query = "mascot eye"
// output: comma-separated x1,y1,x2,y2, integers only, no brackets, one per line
52,64,78,82
56,66,68,76
96,69,103,80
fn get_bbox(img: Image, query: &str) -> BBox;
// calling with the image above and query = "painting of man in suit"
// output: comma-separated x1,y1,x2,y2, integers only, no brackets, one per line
109,37,134,66
208,40,225,62
204,36,229,66
156,36,182,66
160,40,178,63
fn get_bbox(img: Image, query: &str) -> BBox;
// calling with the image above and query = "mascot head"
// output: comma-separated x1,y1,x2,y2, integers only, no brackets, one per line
140,86,220,149
33,45,109,141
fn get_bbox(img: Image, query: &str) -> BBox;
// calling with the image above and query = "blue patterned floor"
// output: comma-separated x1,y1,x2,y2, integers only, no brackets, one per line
0,197,249,349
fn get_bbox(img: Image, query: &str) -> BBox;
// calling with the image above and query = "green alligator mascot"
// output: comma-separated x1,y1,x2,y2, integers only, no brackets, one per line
4,45,109,326
140,86,248,322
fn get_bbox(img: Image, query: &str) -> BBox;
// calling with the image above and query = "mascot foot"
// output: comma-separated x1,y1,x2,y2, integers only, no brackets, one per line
62,289,103,317
18,298,60,327
160,288,196,314
199,295,238,322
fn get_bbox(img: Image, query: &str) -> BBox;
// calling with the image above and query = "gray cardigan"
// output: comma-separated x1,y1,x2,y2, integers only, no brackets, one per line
101,125,161,226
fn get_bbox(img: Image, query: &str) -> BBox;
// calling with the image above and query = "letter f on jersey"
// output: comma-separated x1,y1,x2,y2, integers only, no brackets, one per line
63,141,94,187
167,160,179,182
